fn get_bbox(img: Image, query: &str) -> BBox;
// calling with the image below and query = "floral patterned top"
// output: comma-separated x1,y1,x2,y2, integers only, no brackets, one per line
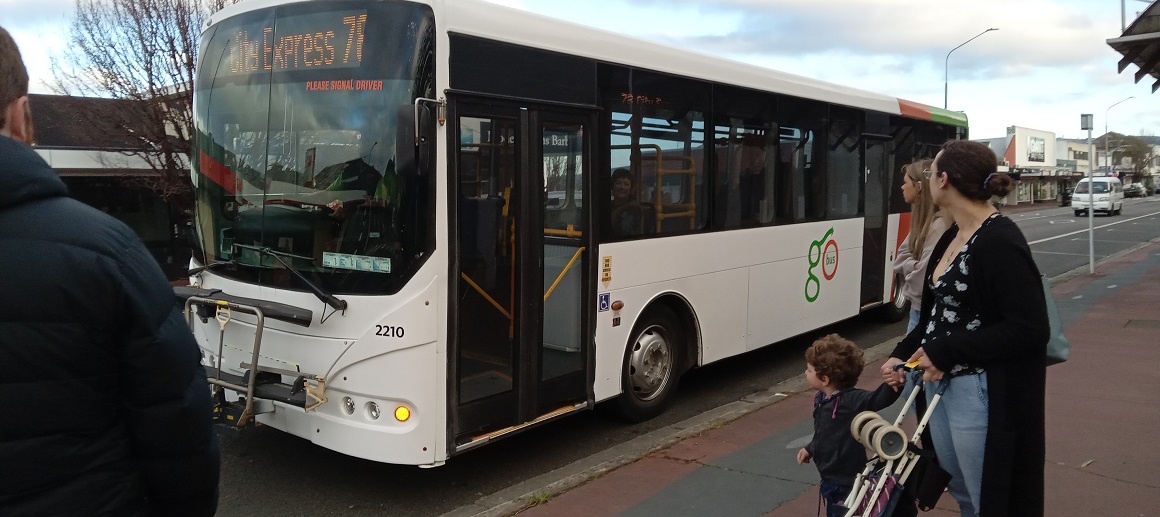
921,213,1003,375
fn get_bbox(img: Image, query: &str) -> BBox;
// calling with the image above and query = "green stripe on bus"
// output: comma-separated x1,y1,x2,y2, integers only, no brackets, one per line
930,109,968,126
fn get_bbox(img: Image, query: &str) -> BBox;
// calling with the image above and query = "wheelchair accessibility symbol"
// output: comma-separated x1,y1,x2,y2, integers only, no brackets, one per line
598,293,611,312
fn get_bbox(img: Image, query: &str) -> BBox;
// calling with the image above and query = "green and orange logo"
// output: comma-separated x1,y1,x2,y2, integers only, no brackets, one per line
805,228,839,302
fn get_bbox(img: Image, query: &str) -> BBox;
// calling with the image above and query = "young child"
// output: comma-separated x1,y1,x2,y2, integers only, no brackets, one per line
796,334,908,517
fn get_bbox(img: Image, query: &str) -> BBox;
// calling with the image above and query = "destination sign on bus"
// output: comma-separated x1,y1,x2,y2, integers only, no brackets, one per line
227,10,368,75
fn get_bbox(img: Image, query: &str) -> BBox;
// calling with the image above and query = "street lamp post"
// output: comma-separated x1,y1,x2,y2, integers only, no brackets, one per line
945,28,998,109
1104,96,1134,174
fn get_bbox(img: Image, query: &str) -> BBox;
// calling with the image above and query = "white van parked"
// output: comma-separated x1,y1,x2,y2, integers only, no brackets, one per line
1072,177,1123,216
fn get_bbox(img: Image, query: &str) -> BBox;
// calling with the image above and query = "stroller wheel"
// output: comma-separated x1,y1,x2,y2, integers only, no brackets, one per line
850,411,879,440
872,424,908,460
859,418,888,449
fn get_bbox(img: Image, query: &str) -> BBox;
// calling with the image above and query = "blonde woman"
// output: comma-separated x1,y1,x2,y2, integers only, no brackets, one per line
892,159,948,334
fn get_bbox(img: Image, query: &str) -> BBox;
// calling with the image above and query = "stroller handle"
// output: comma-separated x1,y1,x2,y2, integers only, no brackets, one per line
893,359,972,380
893,358,923,372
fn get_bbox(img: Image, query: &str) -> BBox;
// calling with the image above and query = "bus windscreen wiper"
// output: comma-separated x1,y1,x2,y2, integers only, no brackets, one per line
233,244,348,312
187,259,235,276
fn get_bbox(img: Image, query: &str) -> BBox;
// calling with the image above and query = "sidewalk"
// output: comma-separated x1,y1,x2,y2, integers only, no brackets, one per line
447,239,1160,517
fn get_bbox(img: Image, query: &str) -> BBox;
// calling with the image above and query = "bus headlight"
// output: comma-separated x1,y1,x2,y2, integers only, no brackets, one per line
342,397,355,415
366,402,380,420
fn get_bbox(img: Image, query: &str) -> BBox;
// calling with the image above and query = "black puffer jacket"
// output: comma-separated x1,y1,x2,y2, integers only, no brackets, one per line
0,135,219,517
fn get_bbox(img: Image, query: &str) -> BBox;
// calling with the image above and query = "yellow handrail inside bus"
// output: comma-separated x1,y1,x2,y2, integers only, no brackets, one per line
544,224,583,238
611,143,699,233
544,246,585,301
460,272,512,321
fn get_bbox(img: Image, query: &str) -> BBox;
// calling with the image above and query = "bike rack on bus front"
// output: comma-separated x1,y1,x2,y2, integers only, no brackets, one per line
183,296,326,428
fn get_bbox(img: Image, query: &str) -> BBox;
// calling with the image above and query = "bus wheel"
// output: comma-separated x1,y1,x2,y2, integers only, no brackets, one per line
615,307,683,422
876,274,909,323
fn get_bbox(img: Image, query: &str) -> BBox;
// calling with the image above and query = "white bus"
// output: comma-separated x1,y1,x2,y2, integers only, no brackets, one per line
182,0,968,466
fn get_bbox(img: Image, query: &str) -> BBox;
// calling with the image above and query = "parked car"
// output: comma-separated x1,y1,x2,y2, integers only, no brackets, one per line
1124,183,1146,198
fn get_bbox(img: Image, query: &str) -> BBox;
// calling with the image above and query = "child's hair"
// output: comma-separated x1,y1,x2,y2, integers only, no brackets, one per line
804,334,865,389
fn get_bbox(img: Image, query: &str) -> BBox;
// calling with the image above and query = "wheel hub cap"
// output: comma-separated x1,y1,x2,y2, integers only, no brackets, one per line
629,326,672,401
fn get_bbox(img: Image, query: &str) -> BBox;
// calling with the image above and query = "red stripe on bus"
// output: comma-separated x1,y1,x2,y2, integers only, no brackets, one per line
199,150,237,194
896,212,912,253
890,212,913,302
897,99,932,121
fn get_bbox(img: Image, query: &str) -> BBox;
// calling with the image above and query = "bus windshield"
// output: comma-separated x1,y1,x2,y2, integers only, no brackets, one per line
192,1,435,295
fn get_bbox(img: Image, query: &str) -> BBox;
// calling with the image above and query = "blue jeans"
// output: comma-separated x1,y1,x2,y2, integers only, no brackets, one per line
906,308,921,335
819,481,852,517
924,372,989,517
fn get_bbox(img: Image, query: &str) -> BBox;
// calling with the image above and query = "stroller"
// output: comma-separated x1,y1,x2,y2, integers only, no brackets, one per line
841,365,953,517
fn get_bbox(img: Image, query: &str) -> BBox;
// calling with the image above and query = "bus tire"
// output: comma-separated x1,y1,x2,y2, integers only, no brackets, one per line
876,274,909,323
615,306,683,423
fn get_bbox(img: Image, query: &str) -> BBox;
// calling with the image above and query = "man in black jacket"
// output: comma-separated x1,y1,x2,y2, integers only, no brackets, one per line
0,27,219,517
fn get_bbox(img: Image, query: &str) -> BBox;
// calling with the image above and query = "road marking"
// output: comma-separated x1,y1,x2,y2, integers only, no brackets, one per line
1108,284,1118,289
1014,213,1053,222
1028,210,1160,245
1031,250,1098,257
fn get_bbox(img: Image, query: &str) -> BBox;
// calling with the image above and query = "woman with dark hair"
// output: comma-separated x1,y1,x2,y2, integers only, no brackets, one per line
882,140,1050,517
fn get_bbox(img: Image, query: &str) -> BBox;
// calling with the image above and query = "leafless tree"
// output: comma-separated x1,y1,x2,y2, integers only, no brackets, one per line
544,155,570,192
1122,135,1154,183
50,0,235,208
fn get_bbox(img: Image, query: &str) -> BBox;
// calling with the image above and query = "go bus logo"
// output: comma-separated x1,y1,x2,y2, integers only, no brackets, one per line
804,227,839,303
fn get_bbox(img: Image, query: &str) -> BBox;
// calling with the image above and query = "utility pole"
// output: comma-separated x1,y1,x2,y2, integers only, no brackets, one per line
1082,114,1094,274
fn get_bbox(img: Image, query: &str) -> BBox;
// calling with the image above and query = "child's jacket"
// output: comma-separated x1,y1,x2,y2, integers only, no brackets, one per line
805,382,901,485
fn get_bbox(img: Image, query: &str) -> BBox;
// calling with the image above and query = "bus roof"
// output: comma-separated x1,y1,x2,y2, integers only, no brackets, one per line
205,0,966,127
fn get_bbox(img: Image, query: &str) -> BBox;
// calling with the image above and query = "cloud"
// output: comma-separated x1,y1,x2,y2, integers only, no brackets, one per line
0,0,74,27
622,0,1119,76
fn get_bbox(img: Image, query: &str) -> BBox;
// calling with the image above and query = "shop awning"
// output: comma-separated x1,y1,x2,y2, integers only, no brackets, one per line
1108,1,1160,93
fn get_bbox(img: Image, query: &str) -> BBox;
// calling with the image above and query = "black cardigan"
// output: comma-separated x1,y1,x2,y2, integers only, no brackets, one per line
890,215,1049,517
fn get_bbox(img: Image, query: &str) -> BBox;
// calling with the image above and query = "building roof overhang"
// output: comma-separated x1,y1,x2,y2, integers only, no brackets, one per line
1108,1,1160,93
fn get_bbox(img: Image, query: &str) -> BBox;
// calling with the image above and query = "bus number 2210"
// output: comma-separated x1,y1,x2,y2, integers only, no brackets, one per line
375,325,405,338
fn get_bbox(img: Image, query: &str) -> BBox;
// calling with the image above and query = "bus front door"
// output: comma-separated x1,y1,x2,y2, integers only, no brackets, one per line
452,101,592,447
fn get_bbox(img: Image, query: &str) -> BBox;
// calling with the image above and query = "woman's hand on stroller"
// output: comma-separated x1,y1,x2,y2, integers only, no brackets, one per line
907,347,945,382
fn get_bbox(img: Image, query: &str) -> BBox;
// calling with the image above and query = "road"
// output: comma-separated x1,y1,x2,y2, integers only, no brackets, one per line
1006,196,1160,277
215,196,1160,517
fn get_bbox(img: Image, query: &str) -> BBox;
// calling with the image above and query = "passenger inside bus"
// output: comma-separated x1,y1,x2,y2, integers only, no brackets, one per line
609,167,652,236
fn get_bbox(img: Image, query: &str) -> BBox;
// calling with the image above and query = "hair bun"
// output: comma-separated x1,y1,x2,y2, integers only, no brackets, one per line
984,171,1013,198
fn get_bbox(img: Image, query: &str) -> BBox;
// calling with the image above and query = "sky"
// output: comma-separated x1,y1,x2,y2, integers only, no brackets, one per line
2,0,1156,141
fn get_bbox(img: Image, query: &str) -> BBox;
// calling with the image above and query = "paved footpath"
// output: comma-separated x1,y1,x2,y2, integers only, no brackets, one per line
447,234,1160,517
